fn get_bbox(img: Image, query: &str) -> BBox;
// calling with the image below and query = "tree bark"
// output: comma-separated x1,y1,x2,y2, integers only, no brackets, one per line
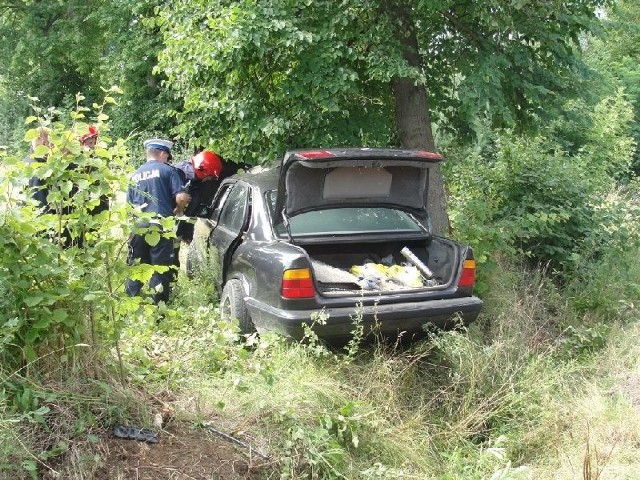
390,4,451,236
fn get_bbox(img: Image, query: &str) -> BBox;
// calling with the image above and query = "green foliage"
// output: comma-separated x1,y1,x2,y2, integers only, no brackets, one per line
0,92,152,377
492,135,599,271
565,211,640,320
558,324,610,359
156,0,397,162
446,131,591,272
95,0,183,142
0,1,104,105
278,402,364,479
583,0,640,176
0,0,179,153
156,0,607,161
445,89,637,275
0,78,29,150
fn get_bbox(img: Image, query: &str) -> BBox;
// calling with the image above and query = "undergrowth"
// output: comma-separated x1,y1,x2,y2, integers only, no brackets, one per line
2,110,640,478
3,246,640,479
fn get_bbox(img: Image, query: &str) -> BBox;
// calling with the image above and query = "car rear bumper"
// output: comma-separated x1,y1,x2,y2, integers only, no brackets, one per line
245,296,483,341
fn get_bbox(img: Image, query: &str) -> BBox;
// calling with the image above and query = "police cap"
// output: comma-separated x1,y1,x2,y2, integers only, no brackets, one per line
143,138,173,153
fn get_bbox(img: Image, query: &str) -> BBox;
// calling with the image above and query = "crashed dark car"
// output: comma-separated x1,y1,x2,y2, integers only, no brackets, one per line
188,148,483,342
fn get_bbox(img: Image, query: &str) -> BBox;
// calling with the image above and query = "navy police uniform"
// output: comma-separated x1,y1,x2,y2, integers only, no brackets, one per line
125,139,185,304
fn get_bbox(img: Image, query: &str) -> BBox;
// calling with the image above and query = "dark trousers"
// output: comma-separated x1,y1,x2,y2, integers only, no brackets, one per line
125,232,176,304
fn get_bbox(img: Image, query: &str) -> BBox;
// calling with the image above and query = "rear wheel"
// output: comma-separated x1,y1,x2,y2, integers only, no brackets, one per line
220,279,255,334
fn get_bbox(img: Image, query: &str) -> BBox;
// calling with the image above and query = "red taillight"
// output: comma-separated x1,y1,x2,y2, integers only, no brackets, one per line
458,259,476,288
297,150,335,159
282,268,315,299
416,151,444,160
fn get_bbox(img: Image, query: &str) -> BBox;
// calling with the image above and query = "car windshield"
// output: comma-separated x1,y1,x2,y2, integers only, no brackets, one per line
266,190,424,237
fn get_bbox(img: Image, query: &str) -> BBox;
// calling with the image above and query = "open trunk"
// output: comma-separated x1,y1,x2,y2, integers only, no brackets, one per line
306,237,459,296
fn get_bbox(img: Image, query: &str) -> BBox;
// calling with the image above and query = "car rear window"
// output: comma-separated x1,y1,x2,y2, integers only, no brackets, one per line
266,189,425,237
287,208,423,236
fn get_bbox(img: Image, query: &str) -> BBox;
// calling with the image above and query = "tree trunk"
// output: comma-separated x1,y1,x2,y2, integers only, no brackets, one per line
390,5,451,236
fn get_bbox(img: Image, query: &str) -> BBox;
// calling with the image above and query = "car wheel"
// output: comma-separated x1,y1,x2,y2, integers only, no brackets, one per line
185,242,197,279
220,279,255,334
185,238,208,279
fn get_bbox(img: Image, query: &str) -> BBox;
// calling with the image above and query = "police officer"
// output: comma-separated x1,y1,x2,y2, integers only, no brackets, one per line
24,127,52,210
125,138,191,304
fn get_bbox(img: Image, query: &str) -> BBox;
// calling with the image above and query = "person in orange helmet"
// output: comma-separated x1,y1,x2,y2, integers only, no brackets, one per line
173,148,225,243
79,125,109,221
80,125,99,150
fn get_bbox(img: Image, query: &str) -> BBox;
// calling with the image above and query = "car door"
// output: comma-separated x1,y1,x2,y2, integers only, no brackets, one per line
208,181,250,286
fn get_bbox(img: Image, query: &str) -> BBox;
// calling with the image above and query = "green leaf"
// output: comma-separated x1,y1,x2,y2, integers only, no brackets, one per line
24,295,45,307
40,441,69,459
145,231,161,246
32,318,50,329
24,344,37,363
21,460,37,478
52,309,68,323
24,129,39,141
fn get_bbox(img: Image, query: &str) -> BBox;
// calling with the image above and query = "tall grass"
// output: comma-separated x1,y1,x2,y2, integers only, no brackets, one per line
3,245,640,479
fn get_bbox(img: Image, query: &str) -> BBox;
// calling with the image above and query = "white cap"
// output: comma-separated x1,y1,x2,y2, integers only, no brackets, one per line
143,138,173,153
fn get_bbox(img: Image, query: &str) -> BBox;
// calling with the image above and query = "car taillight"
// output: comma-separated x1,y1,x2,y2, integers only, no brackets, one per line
458,259,476,288
297,150,335,159
282,268,315,299
416,151,444,160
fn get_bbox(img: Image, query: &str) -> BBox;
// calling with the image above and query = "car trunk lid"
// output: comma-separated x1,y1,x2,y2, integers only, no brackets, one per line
273,148,443,232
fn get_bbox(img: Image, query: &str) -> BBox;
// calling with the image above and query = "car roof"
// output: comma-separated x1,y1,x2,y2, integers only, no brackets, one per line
226,164,278,188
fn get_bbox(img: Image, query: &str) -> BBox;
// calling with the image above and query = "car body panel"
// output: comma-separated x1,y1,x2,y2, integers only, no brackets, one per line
245,295,483,340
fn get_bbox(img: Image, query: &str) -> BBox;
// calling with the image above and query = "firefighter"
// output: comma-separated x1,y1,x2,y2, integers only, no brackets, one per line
125,138,191,304
80,124,99,150
174,149,224,243
75,125,109,246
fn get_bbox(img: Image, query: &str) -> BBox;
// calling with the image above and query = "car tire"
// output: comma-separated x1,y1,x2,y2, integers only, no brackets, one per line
185,242,197,279
185,238,208,279
220,279,255,334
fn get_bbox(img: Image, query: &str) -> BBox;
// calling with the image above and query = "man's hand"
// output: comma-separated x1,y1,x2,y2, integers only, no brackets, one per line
174,192,192,215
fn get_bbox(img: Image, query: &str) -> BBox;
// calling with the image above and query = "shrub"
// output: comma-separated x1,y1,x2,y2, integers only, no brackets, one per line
445,114,637,278
0,92,155,378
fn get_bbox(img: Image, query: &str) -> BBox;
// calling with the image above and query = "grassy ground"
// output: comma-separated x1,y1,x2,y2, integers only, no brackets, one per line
2,254,640,479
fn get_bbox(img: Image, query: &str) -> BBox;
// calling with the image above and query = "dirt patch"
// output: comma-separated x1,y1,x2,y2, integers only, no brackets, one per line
94,421,271,479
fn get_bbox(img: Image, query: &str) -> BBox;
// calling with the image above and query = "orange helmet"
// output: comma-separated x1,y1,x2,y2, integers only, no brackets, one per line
192,150,223,179
80,125,99,143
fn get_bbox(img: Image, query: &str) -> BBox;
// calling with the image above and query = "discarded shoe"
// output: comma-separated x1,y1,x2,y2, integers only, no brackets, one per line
112,425,159,444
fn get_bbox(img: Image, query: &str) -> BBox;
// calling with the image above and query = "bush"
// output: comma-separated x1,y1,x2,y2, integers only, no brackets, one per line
0,92,161,378
445,112,637,278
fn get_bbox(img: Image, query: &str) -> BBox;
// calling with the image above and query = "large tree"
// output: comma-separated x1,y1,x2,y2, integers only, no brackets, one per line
157,0,606,234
